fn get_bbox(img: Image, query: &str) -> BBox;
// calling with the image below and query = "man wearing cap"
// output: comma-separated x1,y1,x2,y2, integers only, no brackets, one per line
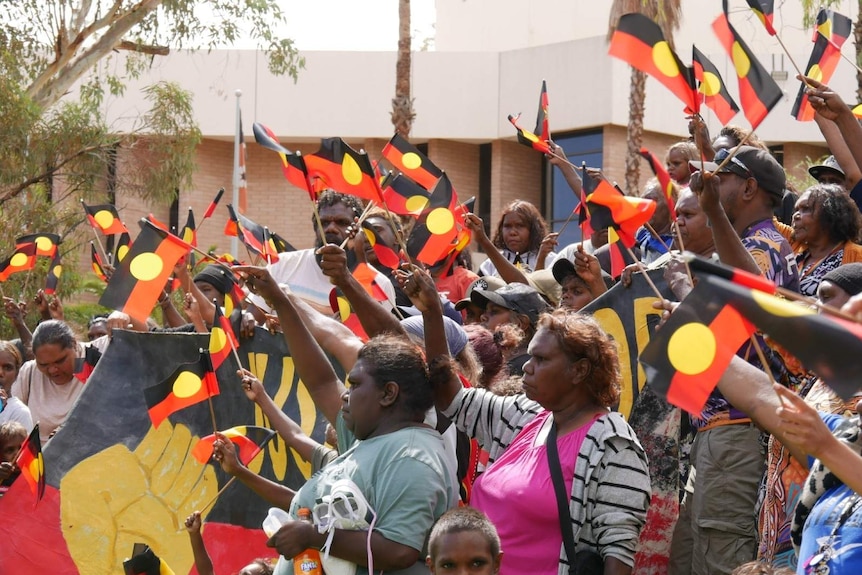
809,155,847,189
670,146,801,575
551,252,611,312
454,276,506,325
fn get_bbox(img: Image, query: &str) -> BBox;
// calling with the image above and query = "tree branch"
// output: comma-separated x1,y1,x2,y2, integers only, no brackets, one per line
116,40,169,56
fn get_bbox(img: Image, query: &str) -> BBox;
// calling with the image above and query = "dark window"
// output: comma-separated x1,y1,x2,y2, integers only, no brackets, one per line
549,130,603,248
478,143,492,237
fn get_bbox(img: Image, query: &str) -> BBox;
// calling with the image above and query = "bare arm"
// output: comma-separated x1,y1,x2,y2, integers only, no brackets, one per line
814,113,862,188
465,213,530,284
184,512,214,575
212,434,297,510
805,75,862,188
289,293,363,372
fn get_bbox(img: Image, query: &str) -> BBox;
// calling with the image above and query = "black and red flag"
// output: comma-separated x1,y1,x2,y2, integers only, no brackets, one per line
99,219,192,323
381,172,431,216
15,424,45,502
585,180,656,247
305,138,382,203
606,227,639,280
144,350,220,429
15,233,61,259
123,545,175,575
0,243,37,282
209,299,238,372
252,122,315,199
191,425,277,465
508,80,552,154
330,287,369,341
791,9,852,121
381,133,444,191
745,0,776,35
362,220,401,270
640,274,756,414
224,205,280,263
73,345,102,384
81,201,128,236
608,12,699,113
114,232,132,264
43,252,62,295
90,243,108,282
684,252,779,294
203,188,225,220
406,174,461,265
691,46,740,125
638,147,677,215
713,0,783,130
508,114,552,155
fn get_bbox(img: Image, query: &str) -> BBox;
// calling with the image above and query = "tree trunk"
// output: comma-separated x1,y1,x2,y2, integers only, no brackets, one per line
625,68,645,196
391,0,415,137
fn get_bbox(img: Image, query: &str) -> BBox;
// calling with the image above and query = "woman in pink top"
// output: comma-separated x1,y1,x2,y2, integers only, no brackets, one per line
401,267,651,575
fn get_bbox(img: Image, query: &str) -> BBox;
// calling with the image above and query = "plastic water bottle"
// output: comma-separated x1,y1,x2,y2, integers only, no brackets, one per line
293,507,324,575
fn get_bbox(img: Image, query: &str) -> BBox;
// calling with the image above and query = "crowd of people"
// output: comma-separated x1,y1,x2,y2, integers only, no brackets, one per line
4,77,862,575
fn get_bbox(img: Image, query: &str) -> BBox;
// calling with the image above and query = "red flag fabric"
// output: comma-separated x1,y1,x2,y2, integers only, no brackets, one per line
608,13,699,113
82,202,128,235
330,287,369,341
209,302,238,372
745,0,776,35
15,234,61,258
44,252,62,295
224,205,280,263
90,243,108,282
305,138,382,202
381,172,431,216
191,426,277,466
507,113,552,155
143,351,219,429
362,221,401,270
381,134,444,191
406,174,461,265
792,9,852,121
15,425,45,501
691,46,740,125
585,181,657,247
73,345,102,384
252,122,315,199
684,252,778,294
0,243,37,282
535,79,549,142
203,188,225,220
98,219,192,323
713,2,783,130
606,227,639,279
638,147,677,215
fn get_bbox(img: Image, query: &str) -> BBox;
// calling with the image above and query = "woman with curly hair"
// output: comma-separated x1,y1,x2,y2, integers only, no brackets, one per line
478,200,551,277
788,184,862,296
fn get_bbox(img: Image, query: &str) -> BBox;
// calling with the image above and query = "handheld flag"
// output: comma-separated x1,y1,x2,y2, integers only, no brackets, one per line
406,174,461,265
585,180,657,247
381,172,431,216
73,345,102,383
638,147,677,214
209,301,238,372
90,243,108,282
82,201,128,235
791,9,852,121
381,133,444,191
15,425,45,502
144,351,220,429
15,233,61,258
191,425,277,465
44,252,62,295
362,220,401,270
713,1,783,129
508,114,552,155
253,122,315,199
114,232,132,264
745,0,776,35
692,46,740,125
224,205,280,263
99,219,192,323
330,287,369,341
0,243,37,282
203,188,225,220
608,13,699,113
507,80,551,154
305,138,382,202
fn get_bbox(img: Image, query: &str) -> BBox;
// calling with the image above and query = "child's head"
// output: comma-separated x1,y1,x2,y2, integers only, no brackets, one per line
0,422,27,464
235,558,274,575
427,508,502,574
491,200,548,255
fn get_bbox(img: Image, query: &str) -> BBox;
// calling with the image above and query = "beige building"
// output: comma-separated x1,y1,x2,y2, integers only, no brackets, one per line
105,0,859,257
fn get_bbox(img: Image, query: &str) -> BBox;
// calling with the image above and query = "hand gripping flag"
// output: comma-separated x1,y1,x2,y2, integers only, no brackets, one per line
381,133,444,191
608,12,699,113
713,0,783,130
252,122,316,199
15,233,61,258
791,9,852,121
99,219,192,323
191,425,277,466
82,201,128,235
15,424,45,502
305,138,382,202
144,350,220,429
692,46,740,125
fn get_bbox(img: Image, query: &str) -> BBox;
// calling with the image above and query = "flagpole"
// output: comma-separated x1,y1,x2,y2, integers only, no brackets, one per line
197,441,268,515
231,90,242,259
339,201,377,250
622,245,664,300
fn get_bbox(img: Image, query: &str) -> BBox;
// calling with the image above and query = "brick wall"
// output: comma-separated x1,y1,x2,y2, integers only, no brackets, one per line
602,125,687,196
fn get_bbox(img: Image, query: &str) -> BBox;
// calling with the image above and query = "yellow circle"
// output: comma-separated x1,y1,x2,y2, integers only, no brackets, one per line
129,252,164,281
807,64,823,82
341,154,363,186
172,371,203,398
94,210,116,230
427,208,455,235
402,152,422,170
731,42,751,77
35,237,54,252
29,455,42,479
363,228,377,246
116,245,129,262
405,195,429,213
700,71,722,96
751,290,813,318
52,264,62,277
210,328,227,352
668,323,716,375
336,296,351,321
10,253,29,267
652,41,680,77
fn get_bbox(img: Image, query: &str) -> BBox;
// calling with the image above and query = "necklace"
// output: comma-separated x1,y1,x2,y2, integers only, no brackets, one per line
808,494,862,574
800,243,843,280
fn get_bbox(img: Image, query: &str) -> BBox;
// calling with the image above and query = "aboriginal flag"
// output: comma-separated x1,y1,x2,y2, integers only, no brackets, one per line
608,12,699,113
713,1,782,130
209,302,238,372
224,205,280,263
180,208,197,247
640,275,756,414
73,345,102,384
508,113,552,155
606,227,638,279
792,9,852,121
15,233,60,258
745,0,776,35
381,134,444,191
44,252,62,295
82,201,128,236
305,138,382,203
362,221,401,270
15,425,45,501
638,147,677,214
330,287,369,341
114,232,132,263
0,243,37,282
99,219,191,323
191,426,277,466
381,172,431,216
90,243,108,282
406,174,460,265
252,122,315,199
692,46,740,125
585,181,656,247
203,188,225,220
535,79,549,142
144,351,219,429
683,252,778,294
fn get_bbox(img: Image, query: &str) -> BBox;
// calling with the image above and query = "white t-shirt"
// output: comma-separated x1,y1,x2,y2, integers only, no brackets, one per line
247,249,396,312
0,396,33,433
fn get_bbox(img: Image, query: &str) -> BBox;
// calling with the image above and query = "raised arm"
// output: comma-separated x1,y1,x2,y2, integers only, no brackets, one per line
465,213,529,284
212,433,296,510
184,512,214,575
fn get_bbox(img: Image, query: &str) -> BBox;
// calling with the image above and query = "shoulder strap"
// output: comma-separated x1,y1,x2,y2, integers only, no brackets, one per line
547,419,577,575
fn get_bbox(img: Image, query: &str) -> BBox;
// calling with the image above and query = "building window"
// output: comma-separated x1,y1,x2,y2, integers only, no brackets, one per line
549,130,603,248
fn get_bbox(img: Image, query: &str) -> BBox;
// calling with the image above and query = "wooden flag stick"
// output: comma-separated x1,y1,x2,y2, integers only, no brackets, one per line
340,201,377,250
311,201,329,248
196,436,269,515
644,222,672,253
772,33,807,81
207,396,218,436
748,334,790,408
671,220,694,285
623,244,664,300
555,206,580,238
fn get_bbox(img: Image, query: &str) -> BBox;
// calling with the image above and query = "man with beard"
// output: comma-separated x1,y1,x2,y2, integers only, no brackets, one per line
246,190,395,317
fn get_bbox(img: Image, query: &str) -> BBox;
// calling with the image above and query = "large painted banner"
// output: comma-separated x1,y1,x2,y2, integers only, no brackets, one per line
0,328,330,574
581,269,682,575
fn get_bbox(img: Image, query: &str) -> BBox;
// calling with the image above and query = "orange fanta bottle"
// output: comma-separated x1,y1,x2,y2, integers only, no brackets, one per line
293,508,324,575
